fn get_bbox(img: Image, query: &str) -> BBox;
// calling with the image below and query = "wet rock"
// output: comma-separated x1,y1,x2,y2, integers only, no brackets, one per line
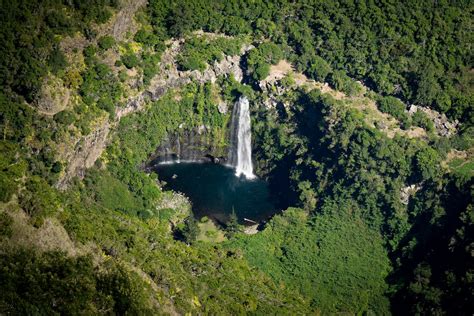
150,129,227,164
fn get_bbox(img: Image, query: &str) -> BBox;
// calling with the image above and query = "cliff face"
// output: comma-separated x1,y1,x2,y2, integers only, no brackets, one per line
57,34,247,188
147,127,228,167
57,118,110,189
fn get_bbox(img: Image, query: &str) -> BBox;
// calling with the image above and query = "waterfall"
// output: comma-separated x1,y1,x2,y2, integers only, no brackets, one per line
228,96,255,179
176,133,181,163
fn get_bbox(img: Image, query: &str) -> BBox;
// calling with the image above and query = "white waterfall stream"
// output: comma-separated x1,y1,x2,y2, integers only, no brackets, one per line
228,95,255,179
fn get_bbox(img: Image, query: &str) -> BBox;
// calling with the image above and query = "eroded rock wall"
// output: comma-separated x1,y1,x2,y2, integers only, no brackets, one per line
57,35,247,188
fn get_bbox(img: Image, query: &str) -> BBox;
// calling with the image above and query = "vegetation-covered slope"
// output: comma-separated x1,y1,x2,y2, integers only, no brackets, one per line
0,0,472,315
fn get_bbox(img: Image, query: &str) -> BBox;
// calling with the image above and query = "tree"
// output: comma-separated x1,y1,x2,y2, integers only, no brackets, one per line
377,96,408,122
412,110,434,132
307,56,332,82
181,216,200,244
225,209,241,238
414,147,440,181
415,65,441,106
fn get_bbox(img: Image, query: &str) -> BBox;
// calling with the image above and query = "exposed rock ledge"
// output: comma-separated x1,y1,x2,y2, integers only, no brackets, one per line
408,105,458,137
57,120,110,189
116,39,248,119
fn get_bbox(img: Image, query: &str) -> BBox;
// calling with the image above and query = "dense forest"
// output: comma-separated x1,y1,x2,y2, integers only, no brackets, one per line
0,0,472,315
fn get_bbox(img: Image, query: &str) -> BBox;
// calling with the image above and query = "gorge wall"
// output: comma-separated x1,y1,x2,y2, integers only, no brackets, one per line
57,34,249,188
147,127,228,167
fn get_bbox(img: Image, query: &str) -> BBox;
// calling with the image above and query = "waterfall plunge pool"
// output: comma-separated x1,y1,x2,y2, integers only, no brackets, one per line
152,162,279,225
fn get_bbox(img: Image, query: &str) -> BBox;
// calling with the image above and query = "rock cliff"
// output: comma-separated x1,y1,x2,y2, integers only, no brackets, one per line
57,34,248,188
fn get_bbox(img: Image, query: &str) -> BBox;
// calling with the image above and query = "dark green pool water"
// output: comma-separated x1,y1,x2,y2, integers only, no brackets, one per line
153,162,278,224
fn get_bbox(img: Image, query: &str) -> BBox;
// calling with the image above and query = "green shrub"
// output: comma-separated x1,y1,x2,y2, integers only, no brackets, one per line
179,216,200,244
231,207,391,314
0,142,26,202
121,53,140,69
246,43,283,81
0,249,154,315
48,48,68,75
177,36,244,72
84,170,142,216
98,35,115,50
19,176,60,227
414,147,441,181
377,96,407,120
307,56,332,82
412,110,434,132
54,110,75,126
0,212,13,238
83,45,97,58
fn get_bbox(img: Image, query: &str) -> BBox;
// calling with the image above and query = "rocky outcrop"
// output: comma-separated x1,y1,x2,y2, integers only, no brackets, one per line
93,0,147,41
58,35,248,188
57,120,110,188
116,92,149,120
217,101,228,114
400,184,422,205
408,105,458,137
35,75,71,115
117,38,247,120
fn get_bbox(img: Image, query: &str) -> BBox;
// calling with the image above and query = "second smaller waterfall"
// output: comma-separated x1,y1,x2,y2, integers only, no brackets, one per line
229,95,255,179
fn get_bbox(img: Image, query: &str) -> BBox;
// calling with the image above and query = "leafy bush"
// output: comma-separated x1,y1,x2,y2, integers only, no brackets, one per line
84,170,142,215
221,16,251,35
178,216,200,244
414,147,441,181
142,52,161,85
98,35,115,50
48,48,68,75
307,56,332,82
232,207,391,314
0,249,154,315
377,96,409,123
177,36,244,72
412,110,435,132
0,142,26,202
19,176,60,227
121,53,140,69
0,212,13,238
328,70,363,96
246,42,283,81
79,61,123,117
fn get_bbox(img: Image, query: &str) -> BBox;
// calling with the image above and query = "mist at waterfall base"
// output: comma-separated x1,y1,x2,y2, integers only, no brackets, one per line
153,162,279,224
